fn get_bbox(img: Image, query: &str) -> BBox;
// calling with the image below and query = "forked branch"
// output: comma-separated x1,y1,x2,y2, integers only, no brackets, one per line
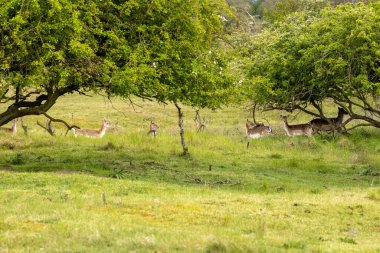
37,119,55,136
194,109,206,132
38,111,80,136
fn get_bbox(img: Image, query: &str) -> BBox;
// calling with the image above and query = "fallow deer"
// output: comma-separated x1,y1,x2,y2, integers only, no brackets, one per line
246,119,272,139
0,119,17,135
147,121,159,136
309,107,349,133
73,119,112,138
280,115,313,137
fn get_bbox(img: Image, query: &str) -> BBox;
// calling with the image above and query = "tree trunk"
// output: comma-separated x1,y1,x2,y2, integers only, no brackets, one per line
174,102,189,155
0,92,58,126
252,103,260,125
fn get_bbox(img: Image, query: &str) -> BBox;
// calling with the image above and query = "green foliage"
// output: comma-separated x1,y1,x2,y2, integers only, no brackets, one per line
0,0,237,126
110,168,127,179
263,0,327,24
108,0,237,109
247,2,380,127
0,0,108,91
9,153,24,165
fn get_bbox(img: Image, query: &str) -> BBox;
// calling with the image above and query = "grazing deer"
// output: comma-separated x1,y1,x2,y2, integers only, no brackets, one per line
280,115,313,137
73,119,112,138
0,119,17,135
246,119,272,139
309,107,349,133
147,121,159,136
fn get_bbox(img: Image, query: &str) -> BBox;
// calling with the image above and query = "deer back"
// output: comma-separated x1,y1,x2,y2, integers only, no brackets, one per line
247,125,272,139
309,108,348,132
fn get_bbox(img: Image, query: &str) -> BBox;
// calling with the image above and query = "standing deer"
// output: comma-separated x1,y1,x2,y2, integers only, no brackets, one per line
72,119,112,138
309,107,349,133
280,115,313,137
147,121,159,136
246,119,272,139
0,119,17,135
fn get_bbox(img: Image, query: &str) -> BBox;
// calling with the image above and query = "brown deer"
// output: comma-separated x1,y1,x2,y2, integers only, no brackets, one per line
280,115,313,137
246,119,272,139
0,119,17,135
73,119,112,138
309,107,349,133
147,121,159,136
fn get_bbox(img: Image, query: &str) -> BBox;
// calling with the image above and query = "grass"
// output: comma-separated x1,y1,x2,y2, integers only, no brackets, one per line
0,94,379,252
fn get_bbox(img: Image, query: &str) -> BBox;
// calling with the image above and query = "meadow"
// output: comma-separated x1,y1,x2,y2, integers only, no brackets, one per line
0,94,379,252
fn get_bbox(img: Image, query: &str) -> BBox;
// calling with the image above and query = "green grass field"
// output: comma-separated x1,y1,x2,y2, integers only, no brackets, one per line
1,94,379,252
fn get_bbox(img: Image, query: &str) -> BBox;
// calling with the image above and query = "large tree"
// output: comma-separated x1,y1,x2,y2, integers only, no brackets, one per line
1,0,237,153
108,0,237,154
0,0,114,125
246,2,380,129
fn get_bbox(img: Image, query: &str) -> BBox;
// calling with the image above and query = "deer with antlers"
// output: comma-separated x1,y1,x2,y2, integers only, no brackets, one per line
245,119,272,139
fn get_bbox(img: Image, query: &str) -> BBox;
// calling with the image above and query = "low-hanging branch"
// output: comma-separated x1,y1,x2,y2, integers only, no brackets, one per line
38,111,80,136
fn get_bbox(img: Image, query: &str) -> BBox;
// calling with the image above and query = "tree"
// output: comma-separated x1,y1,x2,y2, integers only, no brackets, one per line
109,0,237,154
1,0,237,153
246,2,380,129
0,0,116,126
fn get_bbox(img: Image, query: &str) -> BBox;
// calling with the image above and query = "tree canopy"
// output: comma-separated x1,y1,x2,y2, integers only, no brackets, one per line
0,0,236,126
109,0,236,109
246,2,380,128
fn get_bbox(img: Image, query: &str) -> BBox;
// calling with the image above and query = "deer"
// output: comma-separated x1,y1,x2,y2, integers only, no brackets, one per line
246,119,272,139
72,119,112,138
280,115,313,137
309,107,349,133
0,119,17,135
147,121,159,136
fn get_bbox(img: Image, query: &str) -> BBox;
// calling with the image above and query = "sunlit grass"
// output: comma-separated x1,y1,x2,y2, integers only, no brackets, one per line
0,172,379,252
0,94,379,252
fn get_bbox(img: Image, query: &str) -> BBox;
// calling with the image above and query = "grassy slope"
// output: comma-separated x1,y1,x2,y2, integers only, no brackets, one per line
0,94,379,252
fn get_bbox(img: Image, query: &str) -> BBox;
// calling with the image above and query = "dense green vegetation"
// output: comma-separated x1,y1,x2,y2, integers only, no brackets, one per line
246,2,380,129
0,0,235,131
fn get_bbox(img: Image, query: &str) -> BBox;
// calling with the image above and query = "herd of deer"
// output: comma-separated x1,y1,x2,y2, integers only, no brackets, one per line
0,118,160,138
246,107,349,139
0,108,348,139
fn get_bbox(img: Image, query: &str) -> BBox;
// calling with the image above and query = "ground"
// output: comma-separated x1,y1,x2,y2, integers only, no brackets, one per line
0,94,379,252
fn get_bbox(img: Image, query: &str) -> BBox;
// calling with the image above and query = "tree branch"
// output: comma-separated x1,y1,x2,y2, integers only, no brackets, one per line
37,119,55,136
344,123,373,132
39,111,80,136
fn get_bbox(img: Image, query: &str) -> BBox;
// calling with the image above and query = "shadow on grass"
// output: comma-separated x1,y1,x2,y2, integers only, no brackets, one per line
0,127,379,193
